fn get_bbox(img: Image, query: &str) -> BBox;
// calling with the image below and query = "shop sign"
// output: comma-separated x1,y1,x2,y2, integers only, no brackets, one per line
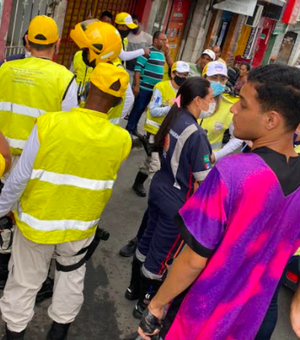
282,0,300,25
213,0,257,17
273,21,288,35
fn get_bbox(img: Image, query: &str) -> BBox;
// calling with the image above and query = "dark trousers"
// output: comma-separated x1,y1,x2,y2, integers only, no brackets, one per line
126,88,153,134
254,280,281,340
138,185,184,277
255,257,295,340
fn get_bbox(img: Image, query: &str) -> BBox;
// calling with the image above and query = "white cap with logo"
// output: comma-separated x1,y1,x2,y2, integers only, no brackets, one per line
171,61,190,73
202,49,216,61
205,61,228,77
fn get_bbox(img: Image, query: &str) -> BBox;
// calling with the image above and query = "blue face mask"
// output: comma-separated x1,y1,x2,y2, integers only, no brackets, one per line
210,81,226,97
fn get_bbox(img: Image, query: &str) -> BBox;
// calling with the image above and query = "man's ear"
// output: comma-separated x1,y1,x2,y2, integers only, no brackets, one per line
25,35,30,50
265,110,281,131
55,39,61,54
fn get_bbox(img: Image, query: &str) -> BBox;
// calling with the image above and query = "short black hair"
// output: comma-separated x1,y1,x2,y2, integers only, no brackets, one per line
28,41,55,51
100,10,113,20
241,62,251,71
153,31,163,40
248,64,300,132
132,14,139,21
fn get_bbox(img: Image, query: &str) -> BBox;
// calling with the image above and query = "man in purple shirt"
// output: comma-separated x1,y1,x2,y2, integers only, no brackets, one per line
136,64,300,340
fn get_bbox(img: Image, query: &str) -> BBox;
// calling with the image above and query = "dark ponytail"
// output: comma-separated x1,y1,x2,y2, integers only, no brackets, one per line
154,77,210,150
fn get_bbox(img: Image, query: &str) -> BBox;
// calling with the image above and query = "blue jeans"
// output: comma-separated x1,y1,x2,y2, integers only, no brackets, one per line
126,88,153,134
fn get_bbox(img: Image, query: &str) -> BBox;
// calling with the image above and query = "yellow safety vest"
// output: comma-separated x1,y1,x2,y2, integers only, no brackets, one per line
295,145,300,154
0,57,74,155
144,80,177,135
73,50,93,86
201,95,233,151
15,107,132,244
107,59,126,125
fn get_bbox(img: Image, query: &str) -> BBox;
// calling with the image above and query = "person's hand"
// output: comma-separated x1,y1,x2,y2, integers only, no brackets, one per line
291,293,300,338
133,85,140,97
163,43,170,55
6,211,15,225
144,48,150,57
137,304,165,340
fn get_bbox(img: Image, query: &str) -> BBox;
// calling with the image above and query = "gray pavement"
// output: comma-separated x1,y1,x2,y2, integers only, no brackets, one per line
0,143,298,340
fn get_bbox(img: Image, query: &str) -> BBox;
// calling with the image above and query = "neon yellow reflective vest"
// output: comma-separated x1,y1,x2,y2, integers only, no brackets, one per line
15,107,132,244
0,57,74,155
107,59,126,125
73,50,93,87
144,80,177,135
200,95,233,151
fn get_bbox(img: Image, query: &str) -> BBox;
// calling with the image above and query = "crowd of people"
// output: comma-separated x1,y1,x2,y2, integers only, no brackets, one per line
0,8,298,340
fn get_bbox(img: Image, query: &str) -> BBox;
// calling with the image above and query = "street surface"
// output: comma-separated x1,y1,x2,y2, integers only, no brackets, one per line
0,120,297,340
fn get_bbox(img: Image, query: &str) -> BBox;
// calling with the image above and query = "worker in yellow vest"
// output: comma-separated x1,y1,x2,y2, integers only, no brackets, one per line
132,61,190,197
0,15,78,295
201,61,243,163
70,19,137,123
0,62,131,340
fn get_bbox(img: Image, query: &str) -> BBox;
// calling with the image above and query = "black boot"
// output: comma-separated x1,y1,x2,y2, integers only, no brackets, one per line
133,275,163,320
0,253,11,290
119,237,138,257
132,172,148,197
36,276,54,303
46,322,71,340
125,256,142,301
2,325,26,340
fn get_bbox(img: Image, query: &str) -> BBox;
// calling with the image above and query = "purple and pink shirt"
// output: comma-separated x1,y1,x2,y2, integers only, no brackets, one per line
165,150,300,340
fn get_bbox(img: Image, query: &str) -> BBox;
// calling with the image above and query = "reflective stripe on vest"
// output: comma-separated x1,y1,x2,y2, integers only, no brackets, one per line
145,119,161,130
0,58,74,155
17,204,100,232
0,102,45,118
16,108,132,244
31,169,115,190
6,137,27,149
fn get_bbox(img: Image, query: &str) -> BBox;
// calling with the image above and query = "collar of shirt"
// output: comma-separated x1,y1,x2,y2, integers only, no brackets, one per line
71,107,109,120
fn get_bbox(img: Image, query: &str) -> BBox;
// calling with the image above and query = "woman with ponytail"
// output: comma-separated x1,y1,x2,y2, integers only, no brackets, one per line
128,77,215,319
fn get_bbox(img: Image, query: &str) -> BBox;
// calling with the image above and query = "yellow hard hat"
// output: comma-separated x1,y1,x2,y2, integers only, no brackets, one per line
28,15,59,45
115,12,138,29
90,63,129,98
70,19,122,67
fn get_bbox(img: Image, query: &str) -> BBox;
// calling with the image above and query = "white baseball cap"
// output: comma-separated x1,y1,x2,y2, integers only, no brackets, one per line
204,61,228,77
171,61,190,73
202,49,216,61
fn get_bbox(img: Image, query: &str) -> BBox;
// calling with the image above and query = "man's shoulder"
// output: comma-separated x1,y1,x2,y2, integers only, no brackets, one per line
215,153,268,179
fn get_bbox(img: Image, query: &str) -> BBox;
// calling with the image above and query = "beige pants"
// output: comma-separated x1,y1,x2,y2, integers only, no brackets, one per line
0,226,94,332
139,134,161,179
